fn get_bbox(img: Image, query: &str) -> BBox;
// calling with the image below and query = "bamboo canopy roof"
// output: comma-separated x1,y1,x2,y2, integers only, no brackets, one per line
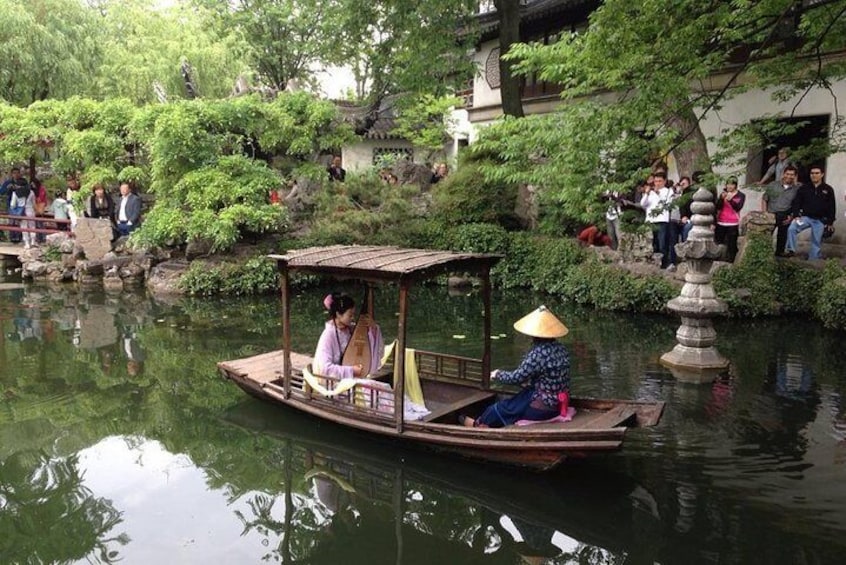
270,245,502,282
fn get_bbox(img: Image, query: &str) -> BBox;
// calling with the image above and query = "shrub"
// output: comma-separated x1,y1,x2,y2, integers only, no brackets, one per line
813,261,846,330
447,223,510,254
179,256,278,296
431,159,518,227
137,155,289,251
777,260,821,314
712,233,781,317
306,171,421,246
560,258,674,312
490,232,586,292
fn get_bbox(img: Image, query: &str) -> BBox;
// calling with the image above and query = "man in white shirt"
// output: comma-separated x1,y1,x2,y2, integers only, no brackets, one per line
640,171,675,269
115,182,142,237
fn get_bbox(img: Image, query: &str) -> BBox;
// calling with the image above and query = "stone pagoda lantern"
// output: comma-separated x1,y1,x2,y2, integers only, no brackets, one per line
660,187,730,383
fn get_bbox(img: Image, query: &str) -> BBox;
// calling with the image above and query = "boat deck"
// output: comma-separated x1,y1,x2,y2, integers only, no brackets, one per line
218,349,496,423
219,349,309,385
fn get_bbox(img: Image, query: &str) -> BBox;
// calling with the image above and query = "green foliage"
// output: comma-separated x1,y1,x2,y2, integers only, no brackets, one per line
1,94,352,251
392,94,462,156
79,164,118,193
95,0,249,104
179,256,279,296
200,0,341,91
776,261,820,314
0,0,101,106
713,233,846,328
560,258,675,313
140,155,288,251
498,233,586,293
814,262,846,330
480,0,846,220
0,0,247,107
41,244,62,262
118,166,147,187
713,233,782,317
432,159,519,227
446,223,510,255
306,170,421,246
332,0,478,103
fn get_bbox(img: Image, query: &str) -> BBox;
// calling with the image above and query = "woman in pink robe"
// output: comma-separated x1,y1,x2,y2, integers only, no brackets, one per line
313,293,383,379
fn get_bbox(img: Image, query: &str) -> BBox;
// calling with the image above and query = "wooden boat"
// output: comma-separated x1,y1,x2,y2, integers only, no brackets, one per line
218,245,664,471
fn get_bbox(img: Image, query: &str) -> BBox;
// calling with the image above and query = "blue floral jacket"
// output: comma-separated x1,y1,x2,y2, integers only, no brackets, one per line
496,340,570,409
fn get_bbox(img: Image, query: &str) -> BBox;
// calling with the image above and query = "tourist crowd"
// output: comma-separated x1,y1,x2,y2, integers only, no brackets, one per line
0,166,142,247
596,148,840,267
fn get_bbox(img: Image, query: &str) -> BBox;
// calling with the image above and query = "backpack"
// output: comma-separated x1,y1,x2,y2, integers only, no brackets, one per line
12,179,31,199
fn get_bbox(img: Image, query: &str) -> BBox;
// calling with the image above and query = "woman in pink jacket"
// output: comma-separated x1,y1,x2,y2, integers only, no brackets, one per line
714,177,746,262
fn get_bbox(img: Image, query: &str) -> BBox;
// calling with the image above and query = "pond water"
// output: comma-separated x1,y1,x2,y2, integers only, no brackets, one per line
2,281,846,564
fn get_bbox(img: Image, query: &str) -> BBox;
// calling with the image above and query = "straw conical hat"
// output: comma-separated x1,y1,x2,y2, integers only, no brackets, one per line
513,305,568,339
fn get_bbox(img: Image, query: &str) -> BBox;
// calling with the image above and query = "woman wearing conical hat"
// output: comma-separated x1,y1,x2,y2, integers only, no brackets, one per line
461,306,570,428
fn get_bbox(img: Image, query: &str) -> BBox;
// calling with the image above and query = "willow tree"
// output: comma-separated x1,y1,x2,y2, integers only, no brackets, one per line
0,0,102,105
94,0,250,103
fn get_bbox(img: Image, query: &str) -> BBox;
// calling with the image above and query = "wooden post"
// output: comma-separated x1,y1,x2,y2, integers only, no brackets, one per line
394,282,408,433
481,268,492,390
280,265,292,399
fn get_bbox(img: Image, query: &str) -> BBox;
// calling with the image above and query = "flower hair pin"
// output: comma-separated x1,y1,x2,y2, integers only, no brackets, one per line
323,294,333,311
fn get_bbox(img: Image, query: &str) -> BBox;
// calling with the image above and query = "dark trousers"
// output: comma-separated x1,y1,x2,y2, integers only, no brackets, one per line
651,222,670,267
8,206,23,242
715,224,739,262
117,221,136,237
666,221,680,265
773,211,790,255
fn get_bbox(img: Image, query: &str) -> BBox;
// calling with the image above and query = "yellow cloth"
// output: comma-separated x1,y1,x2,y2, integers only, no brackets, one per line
304,343,426,410
381,341,426,408
302,365,365,397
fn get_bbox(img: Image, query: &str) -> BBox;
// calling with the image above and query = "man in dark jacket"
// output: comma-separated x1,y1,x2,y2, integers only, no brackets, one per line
326,156,346,182
785,166,836,259
1,167,29,243
114,182,142,237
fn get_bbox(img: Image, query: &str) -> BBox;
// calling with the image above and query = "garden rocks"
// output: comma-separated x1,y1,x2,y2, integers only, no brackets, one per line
146,260,190,294
741,211,775,236
19,231,157,291
618,232,656,263
393,160,432,187
185,238,214,260
74,218,114,261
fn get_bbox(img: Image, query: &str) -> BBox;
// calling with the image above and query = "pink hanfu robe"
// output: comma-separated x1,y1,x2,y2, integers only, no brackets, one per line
312,320,384,379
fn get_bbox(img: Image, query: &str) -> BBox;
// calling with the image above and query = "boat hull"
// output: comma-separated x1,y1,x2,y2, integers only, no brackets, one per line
219,356,663,471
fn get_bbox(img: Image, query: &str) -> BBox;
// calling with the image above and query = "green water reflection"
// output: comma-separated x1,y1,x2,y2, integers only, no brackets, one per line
2,283,846,564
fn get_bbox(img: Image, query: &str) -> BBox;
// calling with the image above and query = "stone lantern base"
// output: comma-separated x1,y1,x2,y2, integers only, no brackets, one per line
660,345,729,384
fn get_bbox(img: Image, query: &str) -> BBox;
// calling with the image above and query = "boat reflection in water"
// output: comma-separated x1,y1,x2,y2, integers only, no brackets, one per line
223,401,662,564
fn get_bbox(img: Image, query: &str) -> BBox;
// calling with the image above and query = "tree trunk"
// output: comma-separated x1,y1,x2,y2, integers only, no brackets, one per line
494,0,524,118
667,106,711,175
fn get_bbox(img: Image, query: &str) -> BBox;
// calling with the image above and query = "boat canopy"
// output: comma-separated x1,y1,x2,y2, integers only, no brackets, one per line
269,245,502,283
269,245,503,431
